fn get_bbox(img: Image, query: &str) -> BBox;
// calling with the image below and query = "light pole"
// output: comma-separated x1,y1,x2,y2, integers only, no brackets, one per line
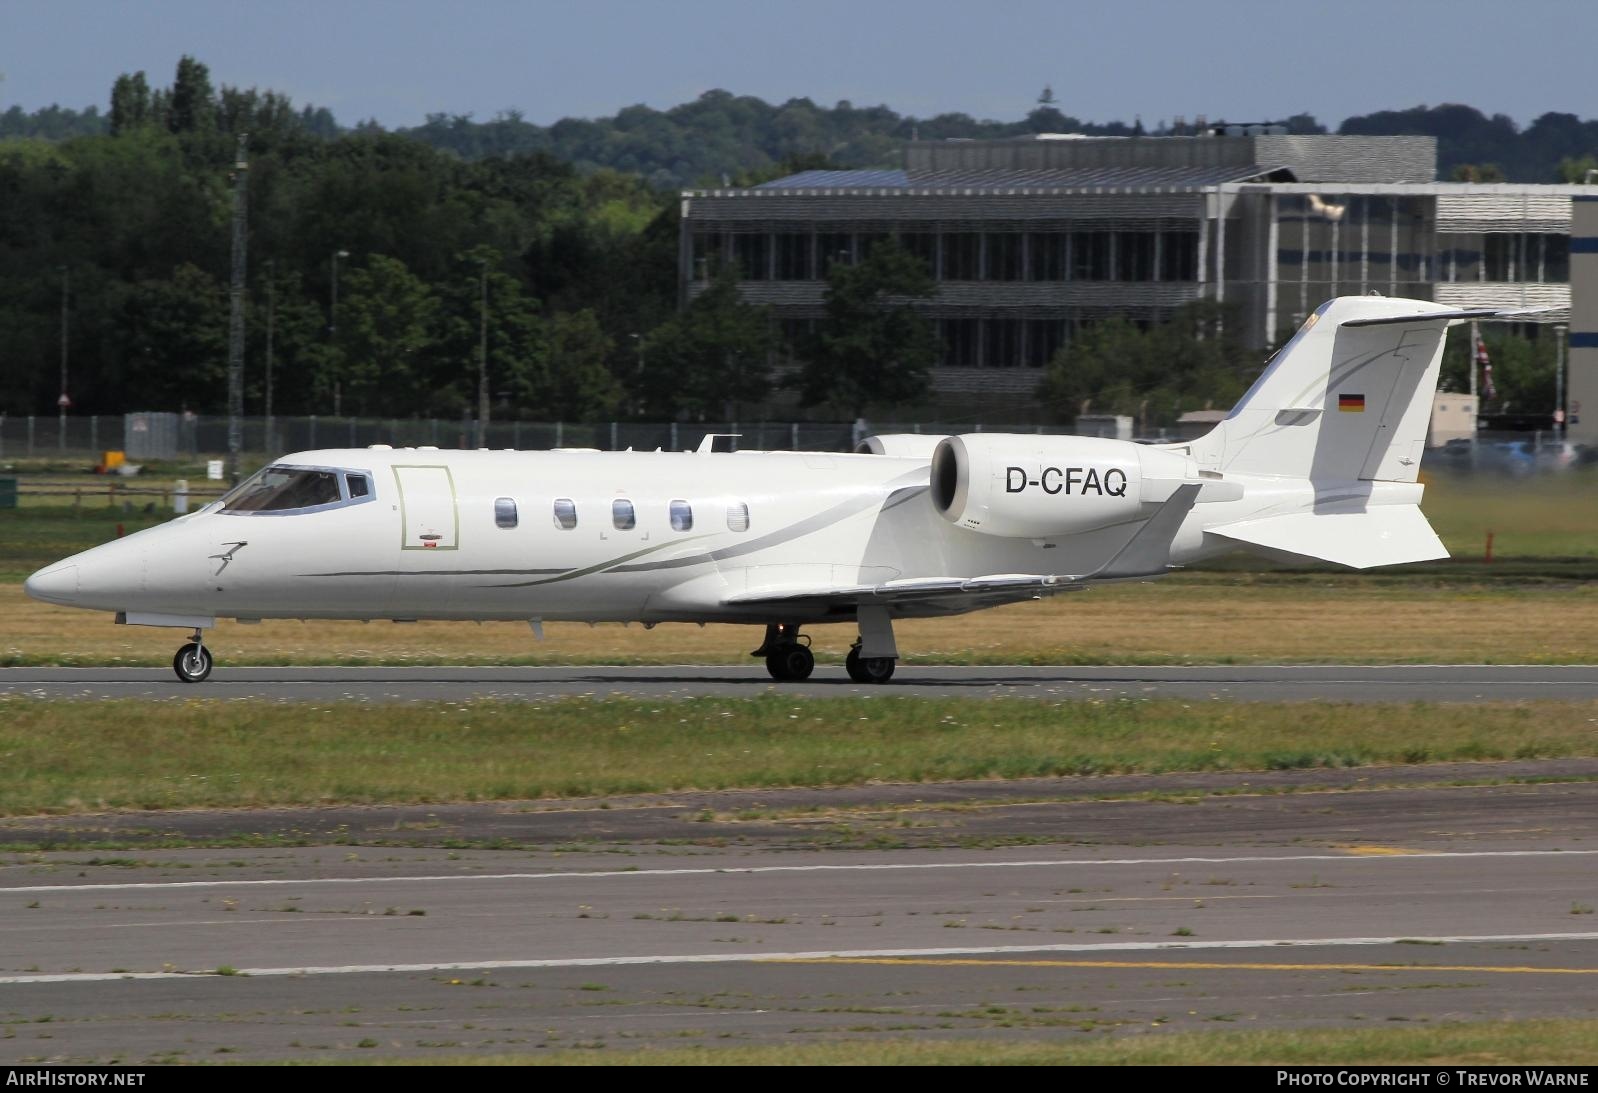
329,248,349,416
225,133,249,485
1556,322,1567,441
264,258,276,456
57,266,69,450
475,258,489,448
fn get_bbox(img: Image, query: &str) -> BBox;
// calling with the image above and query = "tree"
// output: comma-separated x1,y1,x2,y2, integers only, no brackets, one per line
167,56,215,135
1039,301,1256,429
429,247,545,416
1559,155,1598,184
1438,328,1556,411
639,265,772,419
540,310,622,421
334,255,439,415
249,267,330,415
109,72,151,135
797,240,939,415
118,263,228,411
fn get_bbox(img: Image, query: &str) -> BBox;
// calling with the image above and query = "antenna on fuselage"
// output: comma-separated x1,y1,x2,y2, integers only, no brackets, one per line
695,434,741,453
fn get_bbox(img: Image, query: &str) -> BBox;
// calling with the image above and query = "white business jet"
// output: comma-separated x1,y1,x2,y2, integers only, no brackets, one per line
24,296,1532,684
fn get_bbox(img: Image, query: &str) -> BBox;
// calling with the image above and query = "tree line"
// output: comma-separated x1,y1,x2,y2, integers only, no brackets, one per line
12,76,1598,186
0,58,1576,427
0,57,956,425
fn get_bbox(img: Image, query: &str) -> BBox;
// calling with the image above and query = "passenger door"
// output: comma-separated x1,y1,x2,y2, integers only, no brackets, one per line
393,465,459,551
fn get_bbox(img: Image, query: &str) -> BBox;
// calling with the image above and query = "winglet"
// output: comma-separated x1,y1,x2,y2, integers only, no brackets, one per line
1088,483,1201,579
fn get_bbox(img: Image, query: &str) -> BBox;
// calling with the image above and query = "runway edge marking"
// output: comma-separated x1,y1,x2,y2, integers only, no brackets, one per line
5,848,1598,895
5,933,1598,985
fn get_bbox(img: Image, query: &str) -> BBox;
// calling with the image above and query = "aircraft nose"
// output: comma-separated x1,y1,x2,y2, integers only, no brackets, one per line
24,564,80,606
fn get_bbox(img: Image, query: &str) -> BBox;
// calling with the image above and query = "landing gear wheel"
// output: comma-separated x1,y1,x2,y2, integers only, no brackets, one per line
765,643,815,682
173,642,213,684
846,646,896,684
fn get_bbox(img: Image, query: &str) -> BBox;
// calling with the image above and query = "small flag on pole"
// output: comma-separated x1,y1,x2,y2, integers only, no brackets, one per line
1338,393,1365,412
1475,331,1498,402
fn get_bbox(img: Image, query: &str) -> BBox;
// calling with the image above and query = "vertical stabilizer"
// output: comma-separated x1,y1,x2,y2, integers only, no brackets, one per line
1193,296,1459,484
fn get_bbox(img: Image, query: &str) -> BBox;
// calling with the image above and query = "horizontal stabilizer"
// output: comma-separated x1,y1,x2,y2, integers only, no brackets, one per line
1342,305,1562,328
1210,506,1448,570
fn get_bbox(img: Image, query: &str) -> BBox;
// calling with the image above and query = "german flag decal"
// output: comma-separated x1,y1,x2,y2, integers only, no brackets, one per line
1338,393,1365,412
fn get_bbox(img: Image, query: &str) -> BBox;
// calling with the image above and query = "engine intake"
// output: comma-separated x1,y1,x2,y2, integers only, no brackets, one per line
931,434,1192,538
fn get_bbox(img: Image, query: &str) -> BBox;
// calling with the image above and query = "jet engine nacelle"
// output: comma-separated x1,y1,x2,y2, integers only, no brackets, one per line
855,433,950,458
930,433,1195,538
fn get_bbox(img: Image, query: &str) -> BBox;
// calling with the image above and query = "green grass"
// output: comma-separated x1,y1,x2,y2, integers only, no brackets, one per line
0,696,1593,816
0,506,168,581
269,1018,1598,1065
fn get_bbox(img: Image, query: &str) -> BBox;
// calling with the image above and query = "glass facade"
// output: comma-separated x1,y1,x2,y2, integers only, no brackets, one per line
690,225,1202,284
688,187,1572,364
1274,195,1438,328
1437,232,1569,283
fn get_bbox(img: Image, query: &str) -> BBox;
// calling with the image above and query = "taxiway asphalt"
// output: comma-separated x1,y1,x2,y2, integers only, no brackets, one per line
2,663,1596,702
1,771,1596,1063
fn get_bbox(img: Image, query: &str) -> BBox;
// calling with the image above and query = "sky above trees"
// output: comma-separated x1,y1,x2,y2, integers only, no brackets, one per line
5,0,1597,132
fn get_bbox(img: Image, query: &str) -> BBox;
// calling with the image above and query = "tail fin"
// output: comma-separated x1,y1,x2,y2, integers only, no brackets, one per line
1194,297,1521,484
1189,296,1550,569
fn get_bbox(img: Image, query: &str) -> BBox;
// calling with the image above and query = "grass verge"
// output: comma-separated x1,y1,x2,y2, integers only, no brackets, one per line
1,696,1594,816
286,1018,1598,1065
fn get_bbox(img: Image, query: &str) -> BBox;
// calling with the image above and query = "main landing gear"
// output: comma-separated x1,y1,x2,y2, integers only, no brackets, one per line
173,628,213,683
845,643,896,684
753,623,815,681
753,610,900,684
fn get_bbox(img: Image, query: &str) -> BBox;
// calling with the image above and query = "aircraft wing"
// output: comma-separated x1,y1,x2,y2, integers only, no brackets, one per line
723,484,1200,612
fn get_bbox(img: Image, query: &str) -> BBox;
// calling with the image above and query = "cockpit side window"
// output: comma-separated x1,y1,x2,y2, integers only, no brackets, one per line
220,464,375,515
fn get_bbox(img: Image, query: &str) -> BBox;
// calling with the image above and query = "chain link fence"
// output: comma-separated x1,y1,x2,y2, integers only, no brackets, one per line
0,413,1585,476
0,414,1082,462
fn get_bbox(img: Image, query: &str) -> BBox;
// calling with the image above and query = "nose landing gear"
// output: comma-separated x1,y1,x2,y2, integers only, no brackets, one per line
173,628,213,683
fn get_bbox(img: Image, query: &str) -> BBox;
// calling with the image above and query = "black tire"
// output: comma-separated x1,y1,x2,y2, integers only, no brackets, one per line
173,642,213,684
846,646,896,684
765,643,815,682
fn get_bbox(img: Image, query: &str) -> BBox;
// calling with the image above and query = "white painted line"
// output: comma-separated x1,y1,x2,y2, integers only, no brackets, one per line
4,848,1596,895
5,932,1598,985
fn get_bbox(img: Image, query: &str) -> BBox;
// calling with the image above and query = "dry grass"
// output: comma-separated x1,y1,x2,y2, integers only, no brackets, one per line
5,578,1596,667
321,1018,1598,1065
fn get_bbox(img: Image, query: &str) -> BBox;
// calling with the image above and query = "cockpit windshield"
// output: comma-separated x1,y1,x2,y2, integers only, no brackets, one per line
219,465,372,515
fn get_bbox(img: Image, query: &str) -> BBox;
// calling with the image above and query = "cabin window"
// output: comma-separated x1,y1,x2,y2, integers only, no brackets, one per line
612,498,636,530
669,500,693,532
345,473,370,499
494,497,518,529
553,498,577,530
727,501,750,533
